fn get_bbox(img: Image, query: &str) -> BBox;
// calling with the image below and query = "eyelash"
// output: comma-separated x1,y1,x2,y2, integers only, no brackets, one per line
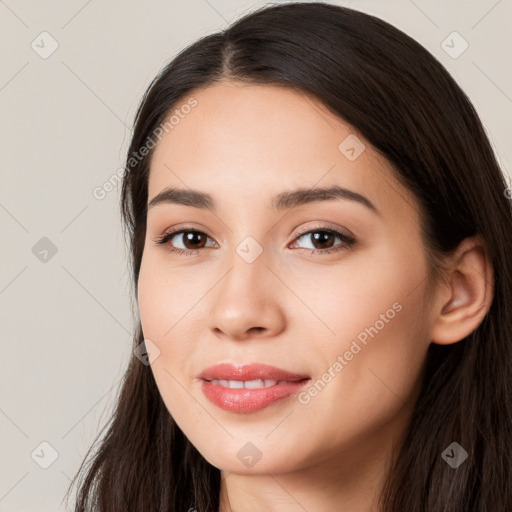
153,224,356,257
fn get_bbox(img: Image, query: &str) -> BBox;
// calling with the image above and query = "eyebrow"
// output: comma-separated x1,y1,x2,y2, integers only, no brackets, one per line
147,185,380,216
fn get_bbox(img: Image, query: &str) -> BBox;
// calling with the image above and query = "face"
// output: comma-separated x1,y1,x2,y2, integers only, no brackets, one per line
137,81,435,476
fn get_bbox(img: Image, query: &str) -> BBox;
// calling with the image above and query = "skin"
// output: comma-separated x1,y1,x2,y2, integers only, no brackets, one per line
137,81,494,512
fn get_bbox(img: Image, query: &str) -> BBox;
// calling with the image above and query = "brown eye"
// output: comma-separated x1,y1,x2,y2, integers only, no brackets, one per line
177,231,208,250
307,231,337,250
291,227,356,255
154,229,217,255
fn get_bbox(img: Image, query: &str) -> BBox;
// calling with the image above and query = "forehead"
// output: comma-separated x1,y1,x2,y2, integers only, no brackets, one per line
147,81,417,221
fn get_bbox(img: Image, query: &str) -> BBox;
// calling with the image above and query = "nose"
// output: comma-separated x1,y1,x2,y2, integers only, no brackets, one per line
208,251,286,341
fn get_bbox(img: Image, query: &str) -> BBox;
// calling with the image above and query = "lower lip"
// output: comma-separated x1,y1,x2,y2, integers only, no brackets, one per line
200,379,310,413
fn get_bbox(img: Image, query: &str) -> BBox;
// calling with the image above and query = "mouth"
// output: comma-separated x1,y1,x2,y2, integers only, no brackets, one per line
198,362,310,382
197,363,311,413
207,378,303,389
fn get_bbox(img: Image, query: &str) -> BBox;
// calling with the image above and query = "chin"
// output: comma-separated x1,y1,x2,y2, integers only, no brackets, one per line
198,441,304,476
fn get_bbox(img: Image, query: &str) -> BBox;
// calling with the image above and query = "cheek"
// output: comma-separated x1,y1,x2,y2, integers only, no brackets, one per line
137,253,197,345
295,244,430,415
291,241,425,344
137,267,196,436
289,313,428,471
137,254,204,409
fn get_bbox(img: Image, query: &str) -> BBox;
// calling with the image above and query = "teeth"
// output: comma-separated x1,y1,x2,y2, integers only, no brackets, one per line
245,379,266,389
210,379,289,389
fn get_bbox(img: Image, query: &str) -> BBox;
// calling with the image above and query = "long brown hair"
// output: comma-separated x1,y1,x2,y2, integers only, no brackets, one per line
66,2,512,510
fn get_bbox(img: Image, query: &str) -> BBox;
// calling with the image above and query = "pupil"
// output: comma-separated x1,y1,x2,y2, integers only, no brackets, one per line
313,232,334,249
185,232,205,249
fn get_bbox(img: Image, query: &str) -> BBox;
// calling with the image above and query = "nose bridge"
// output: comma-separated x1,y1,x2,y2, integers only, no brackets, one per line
219,240,271,308
221,217,274,292
208,240,285,339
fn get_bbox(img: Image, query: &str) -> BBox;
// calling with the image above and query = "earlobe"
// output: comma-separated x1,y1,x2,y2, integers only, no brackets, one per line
430,236,494,345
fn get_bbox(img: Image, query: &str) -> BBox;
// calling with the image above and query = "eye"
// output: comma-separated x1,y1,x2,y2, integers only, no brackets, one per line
153,225,356,257
153,228,217,256
289,225,356,255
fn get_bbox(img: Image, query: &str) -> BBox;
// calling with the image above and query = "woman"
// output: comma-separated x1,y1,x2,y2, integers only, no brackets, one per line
67,2,512,510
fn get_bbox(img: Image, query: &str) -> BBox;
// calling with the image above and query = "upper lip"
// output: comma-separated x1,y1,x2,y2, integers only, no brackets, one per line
198,363,310,382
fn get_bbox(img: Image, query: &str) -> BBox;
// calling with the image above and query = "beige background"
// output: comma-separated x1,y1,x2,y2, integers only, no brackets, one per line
0,1,510,510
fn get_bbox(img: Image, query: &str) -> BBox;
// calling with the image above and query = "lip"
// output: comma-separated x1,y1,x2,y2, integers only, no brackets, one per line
198,363,309,382
198,363,311,414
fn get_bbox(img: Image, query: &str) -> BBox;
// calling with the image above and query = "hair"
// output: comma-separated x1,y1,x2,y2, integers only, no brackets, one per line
66,2,512,510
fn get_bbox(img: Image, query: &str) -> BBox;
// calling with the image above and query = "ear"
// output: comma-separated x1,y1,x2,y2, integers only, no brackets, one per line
430,235,494,345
